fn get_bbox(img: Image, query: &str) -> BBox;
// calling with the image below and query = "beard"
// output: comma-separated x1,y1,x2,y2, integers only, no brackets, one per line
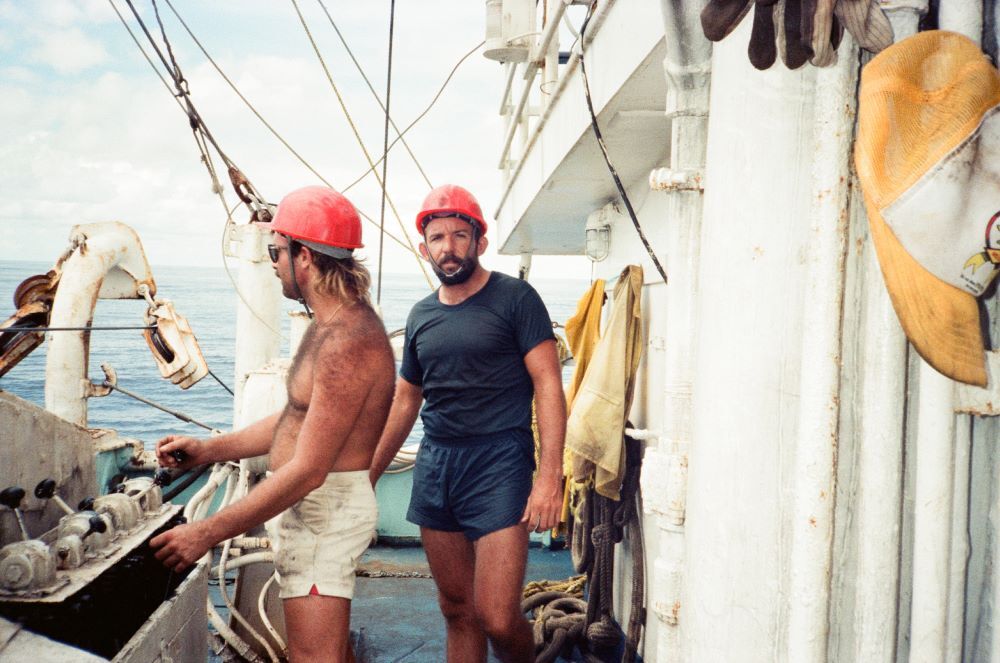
431,251,478,285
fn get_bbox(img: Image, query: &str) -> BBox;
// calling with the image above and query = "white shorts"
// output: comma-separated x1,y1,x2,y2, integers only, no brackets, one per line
264,470,377,599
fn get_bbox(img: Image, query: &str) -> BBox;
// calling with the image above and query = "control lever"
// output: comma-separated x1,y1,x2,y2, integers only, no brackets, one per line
127,469,174,503
78,497,95,512
81,515,107,540
34,479,75,516
170,449,188,464
0,487,31,540
1,488,59,589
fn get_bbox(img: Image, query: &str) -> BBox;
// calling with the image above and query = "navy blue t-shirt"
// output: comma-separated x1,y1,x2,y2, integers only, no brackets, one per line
400,271,555,441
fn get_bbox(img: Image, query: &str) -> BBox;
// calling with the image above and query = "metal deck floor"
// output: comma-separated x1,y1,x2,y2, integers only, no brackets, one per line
351,544,578,662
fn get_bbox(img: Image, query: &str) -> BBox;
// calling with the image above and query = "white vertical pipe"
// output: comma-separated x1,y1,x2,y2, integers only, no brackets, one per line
653,2,711,661
785,37,858,663
849,0,920,618
852,243,907,662
939,8,980,662
233,223,282,429
939,0,984,43
910,364,957,663
947,416,971,662
854,4,922,659
907,5,978,662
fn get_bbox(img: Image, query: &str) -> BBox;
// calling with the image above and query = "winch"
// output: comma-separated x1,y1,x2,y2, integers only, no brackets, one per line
0,476,206,661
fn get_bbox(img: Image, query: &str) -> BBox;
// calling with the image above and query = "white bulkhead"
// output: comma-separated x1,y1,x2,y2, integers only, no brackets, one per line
491,0,1000,660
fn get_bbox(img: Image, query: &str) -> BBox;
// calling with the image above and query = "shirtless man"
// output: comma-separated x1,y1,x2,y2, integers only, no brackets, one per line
150,186,395,662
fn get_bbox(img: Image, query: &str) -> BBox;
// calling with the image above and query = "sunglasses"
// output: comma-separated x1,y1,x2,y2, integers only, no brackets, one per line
267,244,287,263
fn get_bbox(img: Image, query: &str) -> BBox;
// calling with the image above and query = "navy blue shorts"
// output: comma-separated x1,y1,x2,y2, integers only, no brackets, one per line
406,429,535,541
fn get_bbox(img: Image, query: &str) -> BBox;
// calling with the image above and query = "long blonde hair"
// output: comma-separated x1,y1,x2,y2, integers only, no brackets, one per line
309,251,372,306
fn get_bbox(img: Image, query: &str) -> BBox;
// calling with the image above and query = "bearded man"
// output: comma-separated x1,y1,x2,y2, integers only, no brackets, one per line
370,184,566,663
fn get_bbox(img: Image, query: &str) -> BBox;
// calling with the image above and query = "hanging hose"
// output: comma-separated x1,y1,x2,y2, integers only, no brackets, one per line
206,551,281,661
161,463,211,502
183,463,235,522
258,572,287,655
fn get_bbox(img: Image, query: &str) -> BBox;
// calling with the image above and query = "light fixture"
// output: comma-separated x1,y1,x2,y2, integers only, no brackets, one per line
585,209,611,262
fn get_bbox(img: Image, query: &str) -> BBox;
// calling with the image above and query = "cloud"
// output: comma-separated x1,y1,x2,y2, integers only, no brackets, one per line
29,27,109,75
0,1,589,280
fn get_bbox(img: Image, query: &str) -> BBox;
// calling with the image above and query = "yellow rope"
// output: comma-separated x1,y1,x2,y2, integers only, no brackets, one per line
523,574,586,601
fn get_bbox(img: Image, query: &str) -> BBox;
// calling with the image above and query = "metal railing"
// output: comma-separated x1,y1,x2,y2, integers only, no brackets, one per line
494,0,616,218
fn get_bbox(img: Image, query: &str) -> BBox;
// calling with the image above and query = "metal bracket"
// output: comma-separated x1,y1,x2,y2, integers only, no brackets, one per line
641,447,687,527
955,351,1000,415
649,167,704,192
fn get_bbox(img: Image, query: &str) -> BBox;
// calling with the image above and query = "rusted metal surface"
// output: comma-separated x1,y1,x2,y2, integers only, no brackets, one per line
0,271,60,378
44,222,156,426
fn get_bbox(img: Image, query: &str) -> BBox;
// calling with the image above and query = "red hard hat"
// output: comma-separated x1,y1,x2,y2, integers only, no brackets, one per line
271,186,363,249
415,185,488,236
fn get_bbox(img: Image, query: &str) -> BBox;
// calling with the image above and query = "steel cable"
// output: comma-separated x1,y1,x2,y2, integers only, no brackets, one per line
312,0,433,189
288,0,433,287
376,0,397,305
343,40,485,192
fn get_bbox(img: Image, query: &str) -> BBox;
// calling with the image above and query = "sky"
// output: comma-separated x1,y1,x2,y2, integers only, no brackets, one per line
0,0,590,280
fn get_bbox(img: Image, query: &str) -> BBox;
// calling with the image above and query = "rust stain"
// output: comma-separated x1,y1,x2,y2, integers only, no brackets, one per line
752,246,764,260
809,517,817,527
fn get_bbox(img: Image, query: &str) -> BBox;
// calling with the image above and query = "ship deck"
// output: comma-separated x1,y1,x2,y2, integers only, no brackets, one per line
209,542,580,662
352,543,578,661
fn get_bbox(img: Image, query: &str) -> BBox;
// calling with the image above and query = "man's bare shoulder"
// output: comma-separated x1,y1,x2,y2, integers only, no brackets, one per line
313,305,393,376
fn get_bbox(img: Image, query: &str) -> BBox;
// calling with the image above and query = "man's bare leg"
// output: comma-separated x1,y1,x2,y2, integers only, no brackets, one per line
473,524,534,662
422,527,486,663
283,595,355,662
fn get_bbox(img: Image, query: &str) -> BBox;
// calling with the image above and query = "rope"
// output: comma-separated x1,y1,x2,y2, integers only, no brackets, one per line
376,0,397,306
3,325,156,333
566,435,647,661
207,368,235,396
343,40,485,193
159,0,422,259
103,380,219,432
522,581,588,663
107,0,188,108
312,0,433,189
119,0,280,259
288,0,434,289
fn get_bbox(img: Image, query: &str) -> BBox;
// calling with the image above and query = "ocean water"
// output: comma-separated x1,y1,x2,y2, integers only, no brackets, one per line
0,260,588,449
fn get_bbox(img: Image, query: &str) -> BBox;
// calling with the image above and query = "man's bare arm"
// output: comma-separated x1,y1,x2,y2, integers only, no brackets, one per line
521,339,567,532
156,411,281,470
152,333,372,570
369,377,422,485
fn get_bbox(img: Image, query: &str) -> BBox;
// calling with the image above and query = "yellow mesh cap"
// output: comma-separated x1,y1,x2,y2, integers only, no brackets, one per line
855,30,1000,387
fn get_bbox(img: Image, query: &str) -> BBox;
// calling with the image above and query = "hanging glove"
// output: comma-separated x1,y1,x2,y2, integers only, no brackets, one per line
701,0,754,42
777,0,814,69
810,0,843,66
748,0,780,70
834,0,893,54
